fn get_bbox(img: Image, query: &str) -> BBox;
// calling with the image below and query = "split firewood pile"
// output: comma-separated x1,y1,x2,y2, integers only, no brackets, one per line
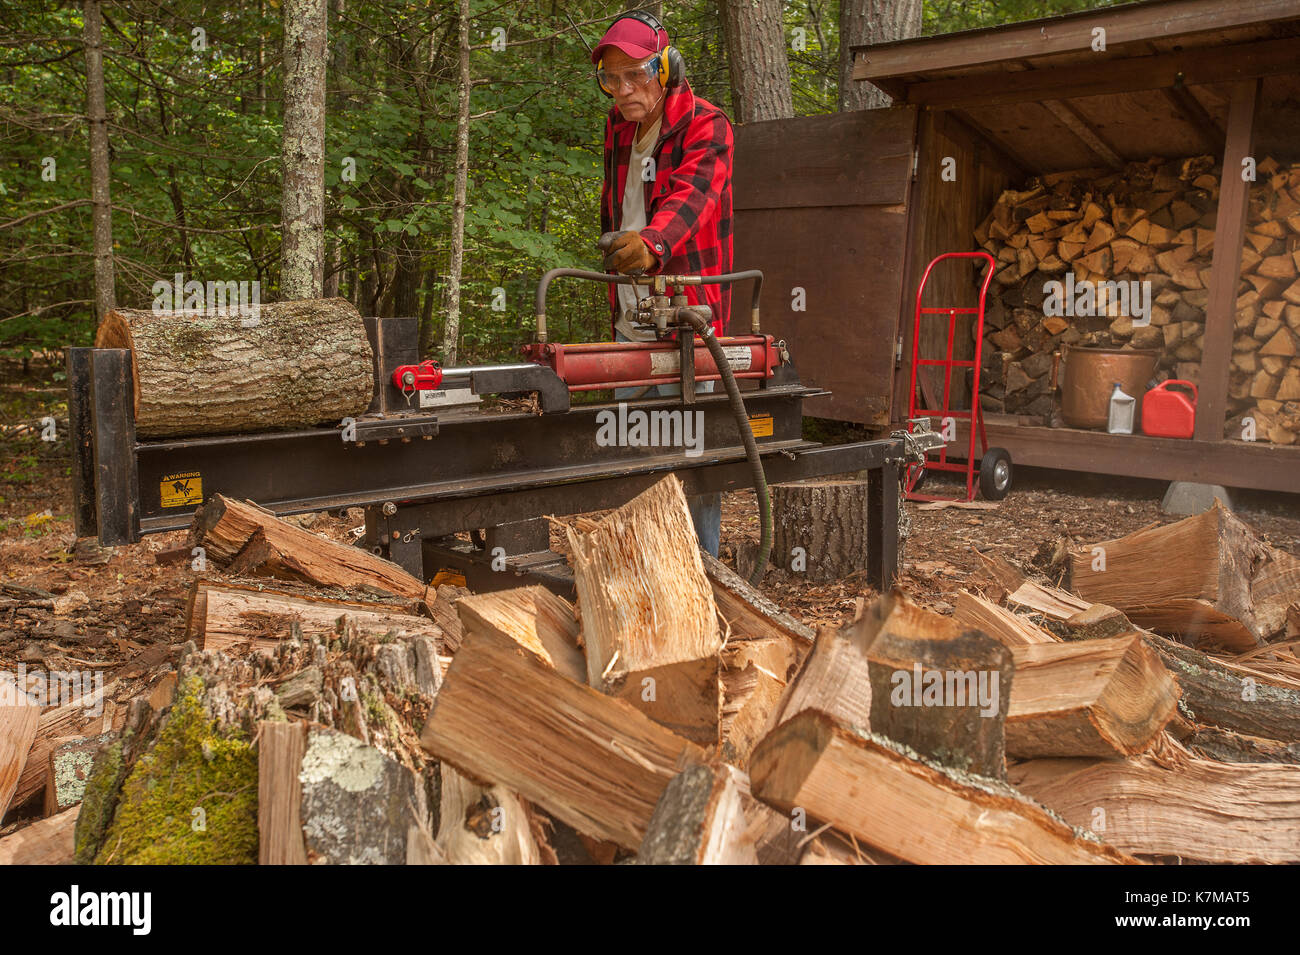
974,154,1300,442
2,482,1298,864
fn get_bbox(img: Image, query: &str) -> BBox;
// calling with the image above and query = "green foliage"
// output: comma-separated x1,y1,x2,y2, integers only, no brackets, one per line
1,0,1121,363
923,0,1125,35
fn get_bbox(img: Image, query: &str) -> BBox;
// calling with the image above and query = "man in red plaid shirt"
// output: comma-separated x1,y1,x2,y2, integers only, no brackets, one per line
591,9,734,555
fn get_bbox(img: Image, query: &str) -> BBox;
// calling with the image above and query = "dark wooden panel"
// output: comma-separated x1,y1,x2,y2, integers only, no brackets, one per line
896,110,1012,425
900,36,1300,110
1255,72,1300,161
947,415,1300,495
734,205,909,426
851,0,1300,81
89,348,140,546
733,108,918,426
733,108,915,210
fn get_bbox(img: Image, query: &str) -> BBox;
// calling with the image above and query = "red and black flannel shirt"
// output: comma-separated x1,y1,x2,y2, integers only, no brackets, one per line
600,81,734,337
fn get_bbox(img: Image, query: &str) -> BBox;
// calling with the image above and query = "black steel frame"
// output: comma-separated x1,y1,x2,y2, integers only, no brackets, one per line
67,317,905,591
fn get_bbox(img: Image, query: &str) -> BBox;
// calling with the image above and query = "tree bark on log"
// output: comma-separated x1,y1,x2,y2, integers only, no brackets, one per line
637,762,757,865
298,724,430,865
864,593,1013,779
1183,725,1300,764
94,298,373,437
1145,633,1300,741
771,479,871,583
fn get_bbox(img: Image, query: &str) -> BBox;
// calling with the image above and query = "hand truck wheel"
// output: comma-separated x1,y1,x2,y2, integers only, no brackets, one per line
979,447,1013,501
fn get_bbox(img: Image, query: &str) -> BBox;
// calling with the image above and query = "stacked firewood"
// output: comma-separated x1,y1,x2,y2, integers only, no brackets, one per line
974,155,1300,443
5,482,1298,864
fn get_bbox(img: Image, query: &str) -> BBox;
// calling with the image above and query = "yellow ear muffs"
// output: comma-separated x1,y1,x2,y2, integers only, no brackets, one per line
597,57,613,97
659,46,685,89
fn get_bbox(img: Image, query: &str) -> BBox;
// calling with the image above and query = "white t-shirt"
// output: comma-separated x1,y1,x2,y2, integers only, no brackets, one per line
615,117,662,340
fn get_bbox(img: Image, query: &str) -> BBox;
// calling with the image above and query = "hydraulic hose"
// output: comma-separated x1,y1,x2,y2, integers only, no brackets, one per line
533,260,772,583
677,311,772,585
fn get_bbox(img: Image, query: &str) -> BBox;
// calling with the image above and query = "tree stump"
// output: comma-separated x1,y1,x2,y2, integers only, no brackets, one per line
94,297,373,437
770,479,870,583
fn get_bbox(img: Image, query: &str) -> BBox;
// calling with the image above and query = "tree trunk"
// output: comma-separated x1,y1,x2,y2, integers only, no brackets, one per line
94,299,373,437
418,265,438,358
83,0,115,321
719,0,793,123
443,0,470,365
281,0,328,299
771,479,870,582
838,0,922,112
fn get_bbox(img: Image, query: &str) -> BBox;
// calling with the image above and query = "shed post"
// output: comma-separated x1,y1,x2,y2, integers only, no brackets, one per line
1195,78,1262,443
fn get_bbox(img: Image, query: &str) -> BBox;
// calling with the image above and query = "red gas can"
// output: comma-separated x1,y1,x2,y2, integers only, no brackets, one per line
1141,380,1197,438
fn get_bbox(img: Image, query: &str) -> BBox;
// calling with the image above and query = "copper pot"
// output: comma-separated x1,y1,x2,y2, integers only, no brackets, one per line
1058,345,1160,430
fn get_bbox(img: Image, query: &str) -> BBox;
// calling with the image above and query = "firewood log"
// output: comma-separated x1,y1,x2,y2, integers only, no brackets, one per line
94,298,373,438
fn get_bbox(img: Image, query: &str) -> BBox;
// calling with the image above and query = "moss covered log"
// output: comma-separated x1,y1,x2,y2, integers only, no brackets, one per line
93,675,259,864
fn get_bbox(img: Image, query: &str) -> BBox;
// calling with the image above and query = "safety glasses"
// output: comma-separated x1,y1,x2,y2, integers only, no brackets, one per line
597,58,659,91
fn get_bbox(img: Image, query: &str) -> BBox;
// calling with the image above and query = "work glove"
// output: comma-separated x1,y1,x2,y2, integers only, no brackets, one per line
600,229,656,275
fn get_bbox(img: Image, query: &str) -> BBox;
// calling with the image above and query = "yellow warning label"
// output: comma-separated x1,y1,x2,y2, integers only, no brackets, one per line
160,471,203,508
749,413,774,438
432,570,468,588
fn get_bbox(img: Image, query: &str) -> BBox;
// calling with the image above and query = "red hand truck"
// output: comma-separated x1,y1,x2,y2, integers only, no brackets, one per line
904,252,1013,503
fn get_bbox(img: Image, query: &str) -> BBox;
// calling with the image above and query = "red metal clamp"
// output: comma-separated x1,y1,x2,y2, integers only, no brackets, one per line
392,360,443,397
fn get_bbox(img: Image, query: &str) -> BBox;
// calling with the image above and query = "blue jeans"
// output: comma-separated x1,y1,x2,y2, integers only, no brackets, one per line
614,329,723,557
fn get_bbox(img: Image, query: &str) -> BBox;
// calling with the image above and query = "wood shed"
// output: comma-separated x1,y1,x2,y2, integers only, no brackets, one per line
733,0,1300,493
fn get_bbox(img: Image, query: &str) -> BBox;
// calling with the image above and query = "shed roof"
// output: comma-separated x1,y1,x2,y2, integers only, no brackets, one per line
851,0,1300,173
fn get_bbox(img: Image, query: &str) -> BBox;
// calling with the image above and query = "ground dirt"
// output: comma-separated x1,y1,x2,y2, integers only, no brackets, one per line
4,356,1299,756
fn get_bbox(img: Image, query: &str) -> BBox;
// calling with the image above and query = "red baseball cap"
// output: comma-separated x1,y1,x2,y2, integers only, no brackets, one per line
591,15,668,64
